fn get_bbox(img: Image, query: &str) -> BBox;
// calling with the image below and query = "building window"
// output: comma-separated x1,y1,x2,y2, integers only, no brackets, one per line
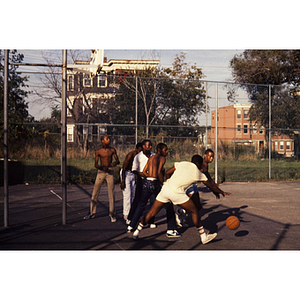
98,74,107,87
244,110,249,119
252,124,257,134
83,74,93,87
259,126,264,135
67,75,74,91
67,125,74,142
243,124,248,134
237,124,241,134
275,141,278,150
237,110,241,119
280,141,284,150
286,141,291,150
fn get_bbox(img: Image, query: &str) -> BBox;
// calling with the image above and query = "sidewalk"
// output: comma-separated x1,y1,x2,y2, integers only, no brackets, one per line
1,181,300,250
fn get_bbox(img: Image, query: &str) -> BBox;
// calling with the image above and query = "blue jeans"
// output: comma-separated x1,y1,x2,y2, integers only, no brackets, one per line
130,179,177,230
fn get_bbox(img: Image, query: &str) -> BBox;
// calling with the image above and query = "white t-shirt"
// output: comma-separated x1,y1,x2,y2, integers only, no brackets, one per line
132,151,154,173
165,161,207,194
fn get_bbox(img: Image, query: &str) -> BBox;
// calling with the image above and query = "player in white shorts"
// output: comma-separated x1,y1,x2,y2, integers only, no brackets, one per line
175,183,198,227
132,155,221,244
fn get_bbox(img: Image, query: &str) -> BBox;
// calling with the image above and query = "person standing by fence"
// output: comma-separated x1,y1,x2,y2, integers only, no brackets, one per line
83,135,120,222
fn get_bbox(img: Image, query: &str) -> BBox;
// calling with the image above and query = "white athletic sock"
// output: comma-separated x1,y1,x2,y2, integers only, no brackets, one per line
198,226,205,235
137,223,143,231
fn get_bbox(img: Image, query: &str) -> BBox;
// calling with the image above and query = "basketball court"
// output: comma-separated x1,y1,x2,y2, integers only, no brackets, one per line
1,181,300,250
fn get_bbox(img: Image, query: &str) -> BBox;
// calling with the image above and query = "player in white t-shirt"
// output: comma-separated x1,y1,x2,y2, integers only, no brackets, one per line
132,155,221,244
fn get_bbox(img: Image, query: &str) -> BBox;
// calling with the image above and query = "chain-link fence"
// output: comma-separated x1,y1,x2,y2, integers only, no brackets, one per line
2,51,300,187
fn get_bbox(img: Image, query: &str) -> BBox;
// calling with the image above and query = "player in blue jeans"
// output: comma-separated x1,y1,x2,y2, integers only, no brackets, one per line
132,155,231,244
128,143,180,238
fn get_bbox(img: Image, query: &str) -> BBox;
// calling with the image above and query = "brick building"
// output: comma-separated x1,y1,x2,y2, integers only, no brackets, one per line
210,103,294,157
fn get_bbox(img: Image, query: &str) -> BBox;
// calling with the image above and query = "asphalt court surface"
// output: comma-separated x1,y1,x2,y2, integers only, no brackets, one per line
1,181,300,250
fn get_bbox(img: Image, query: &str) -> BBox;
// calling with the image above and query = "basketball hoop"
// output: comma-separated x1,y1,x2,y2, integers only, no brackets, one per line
109,71,127,94
117,72,127,84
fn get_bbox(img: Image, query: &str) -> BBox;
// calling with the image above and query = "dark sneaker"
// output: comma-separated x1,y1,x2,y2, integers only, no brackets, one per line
83,213,95,220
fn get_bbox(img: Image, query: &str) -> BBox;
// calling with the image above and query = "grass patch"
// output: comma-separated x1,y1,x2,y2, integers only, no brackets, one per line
209,159,300,182
19,156,300,185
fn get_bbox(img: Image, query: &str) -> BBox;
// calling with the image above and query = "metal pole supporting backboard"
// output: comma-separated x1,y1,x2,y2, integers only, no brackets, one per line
61,50,67,224
269,84,271,179
3,50,9,227
135,76,138,145
214,83,218,184
205,81,208,149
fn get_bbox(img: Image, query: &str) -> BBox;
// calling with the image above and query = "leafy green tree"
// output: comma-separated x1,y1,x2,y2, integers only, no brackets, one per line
230,50,300,132
0,50,31,152
116,52,206,138
158,52,206,136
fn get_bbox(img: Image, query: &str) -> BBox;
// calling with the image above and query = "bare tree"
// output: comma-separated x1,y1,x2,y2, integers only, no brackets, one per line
35,50,100,155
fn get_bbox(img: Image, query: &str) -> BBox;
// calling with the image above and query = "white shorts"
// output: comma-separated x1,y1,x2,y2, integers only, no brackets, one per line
156,184,189,205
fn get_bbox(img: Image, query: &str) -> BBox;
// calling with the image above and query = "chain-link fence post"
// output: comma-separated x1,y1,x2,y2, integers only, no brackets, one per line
3,49,9,227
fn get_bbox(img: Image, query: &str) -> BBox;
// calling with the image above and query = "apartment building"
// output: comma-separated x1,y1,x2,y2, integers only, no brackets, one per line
66,52,159,144
210,103,294,157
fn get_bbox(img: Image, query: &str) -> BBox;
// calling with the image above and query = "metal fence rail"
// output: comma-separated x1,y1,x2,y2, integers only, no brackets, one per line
2,49,300,226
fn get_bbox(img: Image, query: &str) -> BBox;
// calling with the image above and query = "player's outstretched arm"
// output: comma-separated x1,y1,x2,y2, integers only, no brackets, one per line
203,180,231,198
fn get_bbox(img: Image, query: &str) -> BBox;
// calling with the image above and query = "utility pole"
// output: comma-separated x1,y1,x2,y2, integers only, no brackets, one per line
135,76,138,145
205,81,208,149
4,50,9,227
215,83,218,184
269,84,272,179
61,50,67,224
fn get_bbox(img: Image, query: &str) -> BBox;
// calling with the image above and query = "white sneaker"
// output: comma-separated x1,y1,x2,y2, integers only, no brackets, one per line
110,216,117,223
127,226,133,233
201,232,217,244
166,230,181,238
133,229,140,239
133,223,143,239
150,224,157,229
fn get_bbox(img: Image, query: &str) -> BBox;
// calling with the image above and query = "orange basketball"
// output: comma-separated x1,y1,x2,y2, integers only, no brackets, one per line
226,216,240,230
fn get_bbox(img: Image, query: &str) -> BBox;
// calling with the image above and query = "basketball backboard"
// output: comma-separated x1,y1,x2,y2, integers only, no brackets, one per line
67,49,104,77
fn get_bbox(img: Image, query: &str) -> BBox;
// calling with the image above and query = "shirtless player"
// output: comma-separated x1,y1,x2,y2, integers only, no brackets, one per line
84,135,120,222
129,143,180,238
132,155,222,244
